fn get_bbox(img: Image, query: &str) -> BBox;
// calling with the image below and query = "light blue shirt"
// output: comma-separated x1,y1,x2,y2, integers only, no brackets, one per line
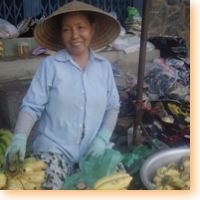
20,49,120,166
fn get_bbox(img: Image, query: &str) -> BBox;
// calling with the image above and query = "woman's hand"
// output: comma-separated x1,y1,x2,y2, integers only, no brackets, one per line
85,137,107,159
4,134,27,168
85,128,111,159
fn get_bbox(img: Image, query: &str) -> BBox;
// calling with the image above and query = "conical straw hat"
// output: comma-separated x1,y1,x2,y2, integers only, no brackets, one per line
34,0,120,51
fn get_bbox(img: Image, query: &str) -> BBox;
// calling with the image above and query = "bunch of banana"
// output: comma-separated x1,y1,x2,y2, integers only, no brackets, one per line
93,172,133,190
0,41,4,57
152,156,190,190
0,129,13,169
1,159,46,190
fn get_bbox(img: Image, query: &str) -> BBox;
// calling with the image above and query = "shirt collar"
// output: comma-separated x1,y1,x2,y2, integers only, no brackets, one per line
54,48,105,62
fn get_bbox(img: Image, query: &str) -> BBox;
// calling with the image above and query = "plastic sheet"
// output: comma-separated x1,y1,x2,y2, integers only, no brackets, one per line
148,36,188,60
61,149,124,190
112,35,155,54
0,19,19,39
166,58,190,88
144,58,178,97
122,139,159,174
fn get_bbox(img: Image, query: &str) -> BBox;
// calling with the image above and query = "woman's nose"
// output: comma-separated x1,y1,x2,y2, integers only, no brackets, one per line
71,28,79,39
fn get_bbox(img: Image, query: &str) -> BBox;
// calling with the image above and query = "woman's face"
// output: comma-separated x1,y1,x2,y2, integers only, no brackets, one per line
61,12,95,57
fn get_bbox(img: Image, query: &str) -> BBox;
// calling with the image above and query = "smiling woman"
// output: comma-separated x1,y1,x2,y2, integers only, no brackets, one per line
3,0,123,190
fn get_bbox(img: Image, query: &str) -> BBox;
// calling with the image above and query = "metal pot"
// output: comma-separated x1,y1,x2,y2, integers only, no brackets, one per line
140,147,190,190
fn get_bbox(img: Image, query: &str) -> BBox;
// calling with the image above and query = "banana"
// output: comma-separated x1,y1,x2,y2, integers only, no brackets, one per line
16,157,37,168
93,172,130,190
7,178,23,190
0,135,12,147
21,166,34,175
20,173,45,184
0,145,4,154
155,185,163,190
22,170,45,177
184,180,190,190
0,173,7,189
95,176,132,190
0,142,7,154
0,152,4,166
164,168,180,177
0,41,3,46
182,156,190,163
156,166,168,178
167,176,185,189
18,177,37,190
162,185,175,190
180,172,190,181
23,160,46,171
0,129,13,140
166,162,178,169
0,47,4,51
35,183,42,190
182,157,190,172
153,176,163,187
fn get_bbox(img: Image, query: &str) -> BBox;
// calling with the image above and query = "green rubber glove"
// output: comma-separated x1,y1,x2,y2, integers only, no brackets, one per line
85,128,111,159
4,133,27,168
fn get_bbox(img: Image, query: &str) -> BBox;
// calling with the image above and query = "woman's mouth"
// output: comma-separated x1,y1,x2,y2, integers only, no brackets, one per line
71,42,81,46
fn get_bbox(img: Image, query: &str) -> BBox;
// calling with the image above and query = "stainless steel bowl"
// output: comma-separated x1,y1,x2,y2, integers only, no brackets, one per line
140,147,190,190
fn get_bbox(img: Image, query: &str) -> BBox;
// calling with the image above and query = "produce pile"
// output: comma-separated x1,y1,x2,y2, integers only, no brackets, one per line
0,129,46,190
152,156,190,190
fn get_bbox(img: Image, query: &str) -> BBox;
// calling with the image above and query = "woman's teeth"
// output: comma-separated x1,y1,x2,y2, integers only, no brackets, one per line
72,43,81,46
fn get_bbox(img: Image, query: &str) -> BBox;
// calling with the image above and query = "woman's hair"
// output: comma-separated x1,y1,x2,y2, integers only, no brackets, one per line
58,11,96,28
79,11,96,24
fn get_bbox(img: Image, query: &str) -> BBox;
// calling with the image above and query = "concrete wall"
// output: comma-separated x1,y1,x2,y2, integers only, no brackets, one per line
0,47,160,85
148,0,190,55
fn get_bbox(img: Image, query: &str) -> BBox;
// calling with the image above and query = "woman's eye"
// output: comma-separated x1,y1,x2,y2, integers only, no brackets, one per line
64,28,71,32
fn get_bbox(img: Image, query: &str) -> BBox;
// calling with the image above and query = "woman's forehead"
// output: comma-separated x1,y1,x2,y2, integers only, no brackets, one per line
62,12,88,21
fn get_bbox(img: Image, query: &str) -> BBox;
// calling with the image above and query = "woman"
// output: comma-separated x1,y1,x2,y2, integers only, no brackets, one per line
4,1,122,189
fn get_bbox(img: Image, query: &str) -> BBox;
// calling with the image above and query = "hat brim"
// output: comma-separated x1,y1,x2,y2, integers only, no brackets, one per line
34,1,121,51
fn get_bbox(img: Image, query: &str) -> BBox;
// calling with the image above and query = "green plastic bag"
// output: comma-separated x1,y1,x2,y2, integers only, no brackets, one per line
61,149,124,190
127,6,140,17
122,139,159,174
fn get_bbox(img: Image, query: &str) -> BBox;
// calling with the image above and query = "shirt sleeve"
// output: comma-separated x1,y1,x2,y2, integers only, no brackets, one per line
20,58,54,121
101,107,119,133
106,61,120,110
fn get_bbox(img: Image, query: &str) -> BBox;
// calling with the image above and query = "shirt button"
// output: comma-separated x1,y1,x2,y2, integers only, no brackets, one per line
77,141,79,144
82,90,84,93
81,107,83,110
83,74,86,77
79,124,82,127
